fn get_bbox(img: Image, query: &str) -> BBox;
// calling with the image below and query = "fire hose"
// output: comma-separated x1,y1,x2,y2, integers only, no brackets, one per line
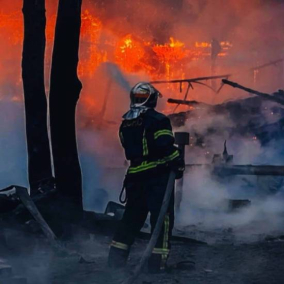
121,132,189,283
123,171,176,284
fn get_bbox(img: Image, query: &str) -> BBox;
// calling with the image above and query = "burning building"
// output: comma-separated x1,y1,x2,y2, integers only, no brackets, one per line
1,0,284,284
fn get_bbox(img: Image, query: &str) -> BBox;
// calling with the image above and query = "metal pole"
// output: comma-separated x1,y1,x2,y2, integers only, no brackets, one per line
174,132,190,211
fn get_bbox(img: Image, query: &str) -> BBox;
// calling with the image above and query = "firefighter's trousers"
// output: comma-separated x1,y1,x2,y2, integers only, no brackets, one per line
109,170,174,271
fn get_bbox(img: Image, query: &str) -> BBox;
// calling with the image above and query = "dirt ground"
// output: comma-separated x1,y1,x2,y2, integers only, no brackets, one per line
1,227,284,284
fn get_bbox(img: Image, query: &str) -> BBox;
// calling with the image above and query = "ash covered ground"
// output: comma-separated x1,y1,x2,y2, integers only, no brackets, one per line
1,220,284,284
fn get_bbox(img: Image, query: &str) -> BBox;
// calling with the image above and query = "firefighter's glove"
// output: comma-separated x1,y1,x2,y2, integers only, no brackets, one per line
170,156,185,179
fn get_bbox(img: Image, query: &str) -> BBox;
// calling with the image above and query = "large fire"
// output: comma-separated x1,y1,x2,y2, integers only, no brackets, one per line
0,6,233,119
114,34,149,74
0,8,231,78
152,37,188,81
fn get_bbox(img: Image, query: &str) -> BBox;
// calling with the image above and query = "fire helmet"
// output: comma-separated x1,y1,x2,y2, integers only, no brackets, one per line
130,82,161,108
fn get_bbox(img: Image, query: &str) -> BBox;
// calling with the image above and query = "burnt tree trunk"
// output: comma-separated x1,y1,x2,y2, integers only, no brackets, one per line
49,0,83,210
22,0,53,193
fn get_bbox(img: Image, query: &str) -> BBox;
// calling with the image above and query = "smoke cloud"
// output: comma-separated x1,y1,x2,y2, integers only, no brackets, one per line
175,106,284,243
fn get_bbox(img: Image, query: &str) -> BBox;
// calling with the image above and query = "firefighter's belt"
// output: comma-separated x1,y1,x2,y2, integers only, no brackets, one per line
128,150,179,174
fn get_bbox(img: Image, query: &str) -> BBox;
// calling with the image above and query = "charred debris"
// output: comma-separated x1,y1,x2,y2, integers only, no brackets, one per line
168,82,284,146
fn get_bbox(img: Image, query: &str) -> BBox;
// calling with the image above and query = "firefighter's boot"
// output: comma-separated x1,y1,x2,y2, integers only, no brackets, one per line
108,246,129,269
148,254,167,273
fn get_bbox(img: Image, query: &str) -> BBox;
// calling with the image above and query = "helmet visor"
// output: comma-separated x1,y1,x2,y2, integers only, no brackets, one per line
130,82,160,107
133,92,150,105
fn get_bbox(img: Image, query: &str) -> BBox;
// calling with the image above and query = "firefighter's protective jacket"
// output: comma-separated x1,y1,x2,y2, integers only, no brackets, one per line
119,109,179,176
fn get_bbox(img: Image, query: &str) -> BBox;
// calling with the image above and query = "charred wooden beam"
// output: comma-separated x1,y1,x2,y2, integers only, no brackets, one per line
49,0,83,209
250,58,284,72
150,74,230,85
22,0,53,193
222,79,284,106
186,164,284,176
167,98,210,107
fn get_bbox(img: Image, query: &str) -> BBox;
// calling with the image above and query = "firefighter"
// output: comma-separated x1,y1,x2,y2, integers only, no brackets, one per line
108,82,185,273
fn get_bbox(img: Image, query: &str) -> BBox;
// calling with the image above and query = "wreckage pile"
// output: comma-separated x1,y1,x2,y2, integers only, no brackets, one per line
169,87,284,147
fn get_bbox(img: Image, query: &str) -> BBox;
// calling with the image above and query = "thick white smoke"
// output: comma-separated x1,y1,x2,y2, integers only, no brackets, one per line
0,100,28,189
175,106,284,243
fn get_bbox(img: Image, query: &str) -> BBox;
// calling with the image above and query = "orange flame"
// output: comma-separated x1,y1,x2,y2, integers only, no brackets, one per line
0,11,22,44
115,34,145,73
0,7,233,112
0,9,232,80
78,10,106,77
